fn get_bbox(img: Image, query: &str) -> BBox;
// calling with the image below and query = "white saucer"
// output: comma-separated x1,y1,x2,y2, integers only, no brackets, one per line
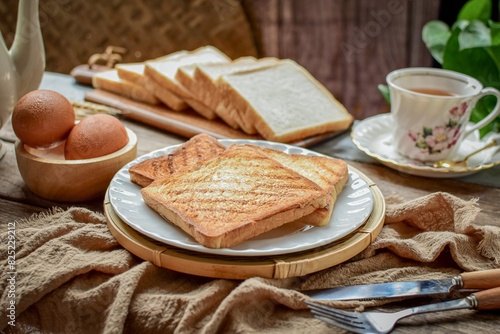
351,114,500,178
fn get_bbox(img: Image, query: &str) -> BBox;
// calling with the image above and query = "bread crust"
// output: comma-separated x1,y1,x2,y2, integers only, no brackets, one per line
92,70,160,105
142,73,188,111
183,95,218,120
115,63,146,85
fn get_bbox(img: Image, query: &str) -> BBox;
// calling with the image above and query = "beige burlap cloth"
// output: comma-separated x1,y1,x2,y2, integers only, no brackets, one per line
1,192,499,333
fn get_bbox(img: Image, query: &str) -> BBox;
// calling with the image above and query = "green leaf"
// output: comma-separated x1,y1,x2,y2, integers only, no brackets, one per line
490,21,500,45
422,20,451,64
470,95,500,137
485,45,500,73
443,26,500,89
457,0,491,23
458,20,491,49
419,0,500,137
378,84,391,104
442,25,500,138
452,20,471,31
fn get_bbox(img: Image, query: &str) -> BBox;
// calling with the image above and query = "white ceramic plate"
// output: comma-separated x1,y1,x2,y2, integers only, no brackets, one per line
108,139,374,257
351,114,500,178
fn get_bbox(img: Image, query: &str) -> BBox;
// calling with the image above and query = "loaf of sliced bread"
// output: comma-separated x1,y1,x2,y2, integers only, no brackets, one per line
92,69,159,105
245,144,348,226
218,59,354,142
129,133,226,187
141,144,329,248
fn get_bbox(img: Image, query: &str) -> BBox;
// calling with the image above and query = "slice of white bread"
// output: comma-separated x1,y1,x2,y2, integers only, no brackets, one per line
92,69,159,105
116,62,188,110
142,75,188,111
116,51,189,111
129,133,226,187
144,46,231,118
218,59,354,142
179,57,278,130
115,63,147,84
245,144,348,226
116,51,188,85
141,144,329,249
176,56,258,99
176,58,256,129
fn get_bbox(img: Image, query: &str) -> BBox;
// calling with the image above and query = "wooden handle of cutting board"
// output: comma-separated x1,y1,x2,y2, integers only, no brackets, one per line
70,64,111,85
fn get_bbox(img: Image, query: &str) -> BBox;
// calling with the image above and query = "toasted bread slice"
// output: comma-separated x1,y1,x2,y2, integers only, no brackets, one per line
246,145,348,226
129,133,226,187
141,144,328,248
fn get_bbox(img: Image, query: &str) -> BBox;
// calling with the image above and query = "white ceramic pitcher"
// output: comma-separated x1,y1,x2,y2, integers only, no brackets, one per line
0,0,45,158
0,0,45,128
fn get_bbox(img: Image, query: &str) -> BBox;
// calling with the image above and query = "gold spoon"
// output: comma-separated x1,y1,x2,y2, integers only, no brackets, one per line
433,139,499,169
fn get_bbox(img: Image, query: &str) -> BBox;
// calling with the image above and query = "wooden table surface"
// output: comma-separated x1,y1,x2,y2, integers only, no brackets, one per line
1,72,499,332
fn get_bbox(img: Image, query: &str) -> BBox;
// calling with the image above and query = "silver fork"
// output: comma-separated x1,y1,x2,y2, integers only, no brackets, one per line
306,286,500,334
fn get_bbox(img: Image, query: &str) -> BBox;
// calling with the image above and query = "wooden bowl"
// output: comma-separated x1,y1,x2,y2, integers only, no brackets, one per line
15,127,137,202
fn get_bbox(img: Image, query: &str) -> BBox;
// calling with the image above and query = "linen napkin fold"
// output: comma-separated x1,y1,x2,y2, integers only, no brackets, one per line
1,192,499,334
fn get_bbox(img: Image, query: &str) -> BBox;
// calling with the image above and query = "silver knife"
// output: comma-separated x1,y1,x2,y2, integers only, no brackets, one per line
304,268,500,301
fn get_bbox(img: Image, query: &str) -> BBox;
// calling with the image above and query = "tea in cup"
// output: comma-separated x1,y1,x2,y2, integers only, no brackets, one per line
386,67,500,162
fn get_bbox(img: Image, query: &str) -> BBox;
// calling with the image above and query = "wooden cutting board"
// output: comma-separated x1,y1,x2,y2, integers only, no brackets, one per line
84,89,347,147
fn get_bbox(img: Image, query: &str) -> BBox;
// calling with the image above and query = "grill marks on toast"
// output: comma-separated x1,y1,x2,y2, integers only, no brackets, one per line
242,144,348,227
141,145,329,248
129,133,226,187
152,154,322,208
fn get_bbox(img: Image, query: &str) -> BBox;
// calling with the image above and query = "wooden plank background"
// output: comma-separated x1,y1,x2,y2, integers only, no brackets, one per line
0,0,441,120
245,0,440,119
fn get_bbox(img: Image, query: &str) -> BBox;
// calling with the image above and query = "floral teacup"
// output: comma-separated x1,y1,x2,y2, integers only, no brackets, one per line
386,67,500,162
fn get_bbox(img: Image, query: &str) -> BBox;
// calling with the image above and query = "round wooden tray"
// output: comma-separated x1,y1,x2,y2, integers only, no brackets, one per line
104,167,385,279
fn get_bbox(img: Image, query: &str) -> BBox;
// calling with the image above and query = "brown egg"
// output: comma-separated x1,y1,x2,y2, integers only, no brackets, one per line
64,114,128,160
12,90,76,148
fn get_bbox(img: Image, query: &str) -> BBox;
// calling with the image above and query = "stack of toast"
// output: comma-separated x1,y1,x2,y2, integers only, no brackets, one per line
92,46,354,143
131,133,348,249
